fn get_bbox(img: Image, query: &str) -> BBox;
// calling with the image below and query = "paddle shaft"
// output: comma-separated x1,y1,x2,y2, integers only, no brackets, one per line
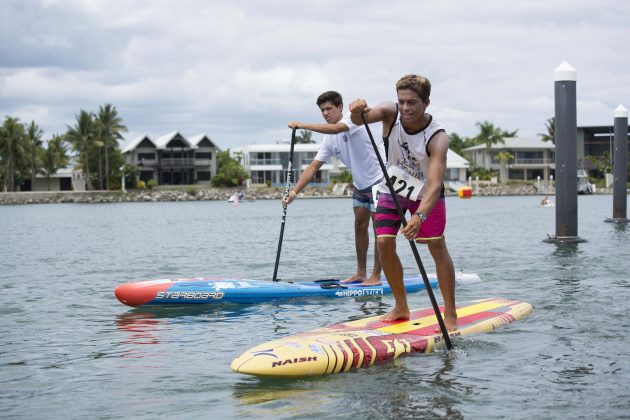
272,128,297,282
360,113,453,350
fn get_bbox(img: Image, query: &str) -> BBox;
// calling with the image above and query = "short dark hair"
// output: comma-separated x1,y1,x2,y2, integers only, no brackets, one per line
396,75,431,102
316,91,343,107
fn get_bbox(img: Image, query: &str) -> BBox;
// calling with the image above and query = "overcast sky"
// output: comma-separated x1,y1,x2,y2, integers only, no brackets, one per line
1,0,629,150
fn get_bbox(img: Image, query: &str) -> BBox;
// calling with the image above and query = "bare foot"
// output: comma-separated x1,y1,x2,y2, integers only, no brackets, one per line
382,306,410,322
434,312,458,333
359,280,382,287
341,273,367,284
444,312,458,331
360,274,382,286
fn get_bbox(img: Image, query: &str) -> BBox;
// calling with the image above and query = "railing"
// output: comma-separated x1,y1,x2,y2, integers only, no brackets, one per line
137,158,157,166
249,158,282,165
512,158,554,165
161,158,195,166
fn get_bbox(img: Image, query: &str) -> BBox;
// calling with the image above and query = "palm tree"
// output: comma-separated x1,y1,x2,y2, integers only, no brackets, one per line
66,110,96,190
496,151,514,183
538,117,555,144
0,116,27,192
448,132,474,156
96,104,127,190
40,135,70,191
295,129,314,144
473,121,518,167
25,121,44,187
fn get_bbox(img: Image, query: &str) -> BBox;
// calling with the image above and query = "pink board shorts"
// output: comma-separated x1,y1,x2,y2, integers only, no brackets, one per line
375,193,446,241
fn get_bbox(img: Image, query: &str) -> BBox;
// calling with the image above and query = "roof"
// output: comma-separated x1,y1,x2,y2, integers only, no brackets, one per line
188,133,219,149
447,149,470,168
121,135,155,153
154,131,195,149
463,137,555,152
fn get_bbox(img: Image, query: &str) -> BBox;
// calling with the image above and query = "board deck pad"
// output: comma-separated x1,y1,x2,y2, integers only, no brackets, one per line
114,272,481,306
231,298,532,377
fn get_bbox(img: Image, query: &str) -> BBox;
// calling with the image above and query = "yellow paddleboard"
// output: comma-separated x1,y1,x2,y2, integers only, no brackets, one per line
231,298,532,377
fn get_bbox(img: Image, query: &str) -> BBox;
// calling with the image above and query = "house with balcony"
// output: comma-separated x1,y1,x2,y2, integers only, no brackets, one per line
577,125,630,170
463,137,555,180
121,131,218,185
232,143,470,187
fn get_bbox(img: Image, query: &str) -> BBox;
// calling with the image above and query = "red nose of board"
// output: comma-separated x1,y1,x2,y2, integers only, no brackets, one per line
115,282,170,307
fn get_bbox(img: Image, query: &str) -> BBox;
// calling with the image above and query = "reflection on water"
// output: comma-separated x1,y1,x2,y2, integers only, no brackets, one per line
551,242,581,259
611,221,628,234
116,312,164,348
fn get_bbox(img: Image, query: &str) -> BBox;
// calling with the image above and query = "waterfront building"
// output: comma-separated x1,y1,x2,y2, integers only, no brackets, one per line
121,132,218,185
463,137,555,181
577,125,630,169
28,167,84,191
232,143,470,187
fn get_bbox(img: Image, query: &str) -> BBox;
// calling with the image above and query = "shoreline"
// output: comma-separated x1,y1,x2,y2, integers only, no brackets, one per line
0,185,616,205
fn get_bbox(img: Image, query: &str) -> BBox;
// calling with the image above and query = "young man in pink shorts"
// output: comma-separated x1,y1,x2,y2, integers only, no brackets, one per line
349,75,457,329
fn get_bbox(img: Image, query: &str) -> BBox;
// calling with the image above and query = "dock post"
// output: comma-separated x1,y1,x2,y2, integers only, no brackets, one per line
544,61,586,243
605,105,629,224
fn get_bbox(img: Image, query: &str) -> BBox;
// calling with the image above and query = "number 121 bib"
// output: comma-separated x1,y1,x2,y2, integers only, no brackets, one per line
386,165,424,201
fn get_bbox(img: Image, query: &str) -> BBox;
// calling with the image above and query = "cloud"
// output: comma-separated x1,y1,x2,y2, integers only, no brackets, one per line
1,0,629,148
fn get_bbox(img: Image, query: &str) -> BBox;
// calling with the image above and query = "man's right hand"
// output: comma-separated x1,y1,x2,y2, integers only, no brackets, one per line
281,190,297,207
349,99,370,115
288,121,300,129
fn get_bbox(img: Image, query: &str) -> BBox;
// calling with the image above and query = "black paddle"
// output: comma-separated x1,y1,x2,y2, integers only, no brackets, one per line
272,127,297,282
360,113,453,350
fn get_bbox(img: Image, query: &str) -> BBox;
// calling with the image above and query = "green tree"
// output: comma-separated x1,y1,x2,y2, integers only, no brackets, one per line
473,121,518,166
66,110,96,190
122,163,138,188
496,151,514,183
332,168,353,184
25,121,44,184
588,151,613,177
40,134,70,191
211,149,249,187
538,117,555,144
0,116,27,192
448,132,476,156
295,129,315,144
96,104,127,190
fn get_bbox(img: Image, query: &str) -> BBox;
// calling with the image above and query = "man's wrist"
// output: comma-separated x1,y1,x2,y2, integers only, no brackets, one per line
415,211,427,222
289,190,298,198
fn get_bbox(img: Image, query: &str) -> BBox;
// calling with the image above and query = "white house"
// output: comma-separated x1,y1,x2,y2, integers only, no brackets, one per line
233,143,470,187
463,137,555,180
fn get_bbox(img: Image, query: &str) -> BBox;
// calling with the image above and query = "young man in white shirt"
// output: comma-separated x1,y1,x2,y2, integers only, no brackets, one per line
283,91,384,286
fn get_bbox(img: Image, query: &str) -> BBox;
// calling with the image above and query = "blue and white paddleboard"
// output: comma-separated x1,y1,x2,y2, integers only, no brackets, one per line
114,272,481,307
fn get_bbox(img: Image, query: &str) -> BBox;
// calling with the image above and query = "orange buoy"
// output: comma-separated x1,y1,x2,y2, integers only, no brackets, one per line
458,186,473,198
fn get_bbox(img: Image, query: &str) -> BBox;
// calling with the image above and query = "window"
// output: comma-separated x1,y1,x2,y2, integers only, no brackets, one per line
516,151,543,160
251,170,273,184
138,153,156,160
195,152,213,159
197,171,211,181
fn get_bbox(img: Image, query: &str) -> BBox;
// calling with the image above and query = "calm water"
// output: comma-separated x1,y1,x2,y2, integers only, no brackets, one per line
1,195,629,419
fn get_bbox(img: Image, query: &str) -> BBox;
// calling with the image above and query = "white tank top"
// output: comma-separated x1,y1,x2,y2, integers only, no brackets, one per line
378,110,445,198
